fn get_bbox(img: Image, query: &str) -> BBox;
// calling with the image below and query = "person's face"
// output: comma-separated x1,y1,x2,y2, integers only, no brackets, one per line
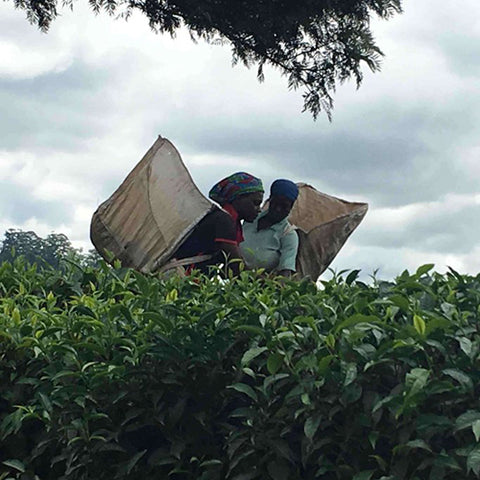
268,195,295,223
232,192,264,222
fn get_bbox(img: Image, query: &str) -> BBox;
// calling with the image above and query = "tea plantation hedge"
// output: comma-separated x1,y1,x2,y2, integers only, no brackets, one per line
1,258,480,480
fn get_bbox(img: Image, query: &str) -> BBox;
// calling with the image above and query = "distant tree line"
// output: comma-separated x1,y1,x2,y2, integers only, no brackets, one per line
0,229,101,270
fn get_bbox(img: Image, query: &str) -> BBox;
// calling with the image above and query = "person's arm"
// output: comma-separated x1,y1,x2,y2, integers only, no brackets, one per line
277,230,299,277
213,212,244,276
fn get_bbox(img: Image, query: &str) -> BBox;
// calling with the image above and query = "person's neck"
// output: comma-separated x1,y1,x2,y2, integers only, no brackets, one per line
257,212,275,231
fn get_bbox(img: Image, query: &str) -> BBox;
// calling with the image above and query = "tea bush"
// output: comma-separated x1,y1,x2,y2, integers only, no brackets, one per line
1,258,480,480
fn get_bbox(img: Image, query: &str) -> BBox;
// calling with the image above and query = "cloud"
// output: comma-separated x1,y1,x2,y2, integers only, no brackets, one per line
1,0,480,279
0,180,71,224
356,194,480,253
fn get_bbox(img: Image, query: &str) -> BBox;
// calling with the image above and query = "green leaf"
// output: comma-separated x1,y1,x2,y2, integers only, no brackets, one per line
38,392,52,413
267,459,289,480
353,471,375,480
344,363,357,386
325,333,335,349
2,459,25,473
389,294,409,312
346,270,360,285
467,444,480,477
415,264,434,277
405,368,430,395
443,368,473,391
455,411,480,432
235,325,266,338
405,439,432,452
241,347,267,366
199,459,222,467
125,450,147,474
263,373,290,390
459,337,473,357
301,393,311,405
334,314,382,334
473,420,480,442
318,355,333,375
304,415,321,441
267,352,284,374
368,432,379,449
413,314,426,336
369,455,387,471
228,383,258,402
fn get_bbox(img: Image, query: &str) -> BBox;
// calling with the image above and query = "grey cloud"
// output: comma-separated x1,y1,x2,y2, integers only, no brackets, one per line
157,92,480,209
0,62,122,152
0,181,71,225
355,203,480,255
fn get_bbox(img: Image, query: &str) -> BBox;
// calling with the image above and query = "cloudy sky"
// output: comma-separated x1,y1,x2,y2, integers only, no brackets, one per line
1,0,480,280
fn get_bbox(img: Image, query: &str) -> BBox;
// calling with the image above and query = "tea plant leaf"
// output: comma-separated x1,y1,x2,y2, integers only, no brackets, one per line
267,459,289,480
413,315,426,336
228,383,258,402
125,450,147,474
241,347,267,366
334,314,382,334
352,471,375,480
345,270,361,285
455,411,480,432
405,368,430,395
199,459,222,467
344,363,357,386
368,432,379,449
459,337,473,357
467,444,480,477
405,439,432,452
2,459,25,472
318,355,333,375
325,333,336,349
389,294,409,312
235,325,266,338
266,352,283,374
415,264,435,278
443,368,473,391
304,415,321,441
473,420,480,442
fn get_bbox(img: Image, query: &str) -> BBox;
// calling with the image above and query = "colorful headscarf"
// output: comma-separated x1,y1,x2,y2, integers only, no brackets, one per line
270,179,299,201
208,172,264,205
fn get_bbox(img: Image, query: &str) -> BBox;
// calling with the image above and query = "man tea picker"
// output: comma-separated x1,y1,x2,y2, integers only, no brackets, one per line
90,136,368,280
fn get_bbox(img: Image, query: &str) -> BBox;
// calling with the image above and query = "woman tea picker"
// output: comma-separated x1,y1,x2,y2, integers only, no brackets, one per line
173,172,264,275
240,179,299,277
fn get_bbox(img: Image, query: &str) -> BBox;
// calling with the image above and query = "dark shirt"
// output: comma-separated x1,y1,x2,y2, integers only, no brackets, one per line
173,207,237,273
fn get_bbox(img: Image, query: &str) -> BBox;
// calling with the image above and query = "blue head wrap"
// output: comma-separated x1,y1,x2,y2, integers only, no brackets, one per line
270,179,299,202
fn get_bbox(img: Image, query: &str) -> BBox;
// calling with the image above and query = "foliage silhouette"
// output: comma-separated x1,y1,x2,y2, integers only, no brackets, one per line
7,0,403,119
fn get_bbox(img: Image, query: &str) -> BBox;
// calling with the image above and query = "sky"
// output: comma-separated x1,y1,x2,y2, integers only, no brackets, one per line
1,0,480,280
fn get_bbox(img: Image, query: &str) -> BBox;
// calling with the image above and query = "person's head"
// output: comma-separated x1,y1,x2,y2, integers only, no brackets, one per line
231,191,264,222
208,172,264,222
267,179,299,224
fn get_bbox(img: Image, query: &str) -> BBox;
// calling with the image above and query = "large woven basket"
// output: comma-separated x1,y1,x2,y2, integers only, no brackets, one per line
90,136,214,273
289,184,368,280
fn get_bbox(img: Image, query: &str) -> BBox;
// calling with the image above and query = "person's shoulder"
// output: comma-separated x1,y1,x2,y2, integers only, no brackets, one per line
281,220,297,236
202,207,233,224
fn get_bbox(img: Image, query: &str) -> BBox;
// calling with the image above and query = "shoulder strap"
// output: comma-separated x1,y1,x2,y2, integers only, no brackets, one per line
282,223,297,237
158,254,214,273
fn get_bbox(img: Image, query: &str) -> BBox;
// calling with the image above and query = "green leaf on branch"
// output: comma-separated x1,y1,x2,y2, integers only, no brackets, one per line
2,459,25,472
413,314,426,336
228,383,258,402
267,352,284,374
467,445,480,477
241,347,267,366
